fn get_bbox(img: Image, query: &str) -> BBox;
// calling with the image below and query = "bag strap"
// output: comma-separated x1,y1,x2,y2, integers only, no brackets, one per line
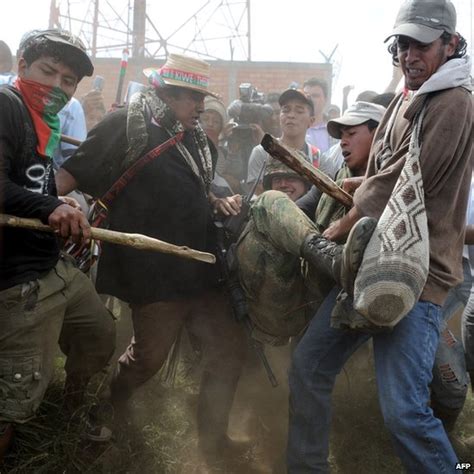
409,101,427,153
377,94,428,170
92,131,185,225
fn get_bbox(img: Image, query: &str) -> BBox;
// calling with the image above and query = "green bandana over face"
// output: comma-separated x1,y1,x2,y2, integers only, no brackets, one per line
15,77,68,158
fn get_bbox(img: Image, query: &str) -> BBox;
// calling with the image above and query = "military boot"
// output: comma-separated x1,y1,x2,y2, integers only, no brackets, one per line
301,234,343,285
301,216,377,295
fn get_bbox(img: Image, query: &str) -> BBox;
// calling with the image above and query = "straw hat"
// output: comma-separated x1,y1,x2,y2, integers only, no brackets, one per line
143,53,219,98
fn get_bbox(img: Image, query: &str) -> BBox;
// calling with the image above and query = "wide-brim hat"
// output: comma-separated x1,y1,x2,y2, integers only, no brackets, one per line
143,53,219,98
279,88,314,115
384,0,456,44
327,101,386,139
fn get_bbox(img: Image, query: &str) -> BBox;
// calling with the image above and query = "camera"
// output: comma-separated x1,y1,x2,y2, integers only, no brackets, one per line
239,83,264,104
224,84,274,188
227,83,273,129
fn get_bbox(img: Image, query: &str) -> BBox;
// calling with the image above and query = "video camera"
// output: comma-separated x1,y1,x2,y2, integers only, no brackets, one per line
227,83,273,129
239,83,265,104
224,84,274,189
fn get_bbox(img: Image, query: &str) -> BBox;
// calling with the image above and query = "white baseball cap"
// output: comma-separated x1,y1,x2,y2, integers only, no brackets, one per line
327,101,386,139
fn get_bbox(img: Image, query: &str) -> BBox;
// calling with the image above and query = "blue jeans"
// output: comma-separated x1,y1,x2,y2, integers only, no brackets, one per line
462,279,474,374
288,287,458,473
431,258,472,411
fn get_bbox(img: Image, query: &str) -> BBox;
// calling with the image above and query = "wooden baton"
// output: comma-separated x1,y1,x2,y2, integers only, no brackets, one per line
0,214,216,264
260,134,353,208
60,134,82,147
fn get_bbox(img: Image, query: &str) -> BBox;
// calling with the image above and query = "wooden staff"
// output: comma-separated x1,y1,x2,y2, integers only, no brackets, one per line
261,134,353,208
61,134,82,147
0,214,215,264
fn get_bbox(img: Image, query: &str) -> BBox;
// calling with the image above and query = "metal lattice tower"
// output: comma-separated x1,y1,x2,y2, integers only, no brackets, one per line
49,0,251,60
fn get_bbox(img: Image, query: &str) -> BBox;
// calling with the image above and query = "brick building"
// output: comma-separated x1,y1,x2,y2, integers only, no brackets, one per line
76,57,333,107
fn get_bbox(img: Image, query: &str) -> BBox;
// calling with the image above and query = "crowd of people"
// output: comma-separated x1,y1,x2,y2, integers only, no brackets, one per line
0,0,473,472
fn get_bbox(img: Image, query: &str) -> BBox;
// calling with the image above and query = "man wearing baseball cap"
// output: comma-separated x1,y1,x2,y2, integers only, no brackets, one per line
0,29,115,458
288,0,472,471
56,53,246,465
247,87,340,195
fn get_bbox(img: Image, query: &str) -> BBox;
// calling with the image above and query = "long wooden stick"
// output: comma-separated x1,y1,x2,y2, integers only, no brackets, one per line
61,134,82,147
261,134,353,208
0,214,215,264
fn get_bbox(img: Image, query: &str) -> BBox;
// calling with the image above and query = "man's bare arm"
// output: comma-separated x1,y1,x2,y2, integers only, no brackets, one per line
55,168,79,196
209,192,242,216
322,206,361,242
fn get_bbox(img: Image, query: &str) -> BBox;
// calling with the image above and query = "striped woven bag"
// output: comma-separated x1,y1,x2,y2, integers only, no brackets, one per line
353,99,429,327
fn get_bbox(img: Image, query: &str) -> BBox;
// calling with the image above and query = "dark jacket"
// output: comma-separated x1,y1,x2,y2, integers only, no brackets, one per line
62,107,219,304
0,85,62,290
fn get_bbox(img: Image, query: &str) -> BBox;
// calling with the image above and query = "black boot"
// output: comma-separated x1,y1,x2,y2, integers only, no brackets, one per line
301,217,377,296
301,235,343,285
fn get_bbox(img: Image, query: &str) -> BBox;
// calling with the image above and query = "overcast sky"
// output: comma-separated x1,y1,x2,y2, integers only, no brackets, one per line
1,0,472,106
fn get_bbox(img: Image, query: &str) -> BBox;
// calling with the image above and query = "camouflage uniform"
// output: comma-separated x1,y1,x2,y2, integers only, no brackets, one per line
236,166,352,344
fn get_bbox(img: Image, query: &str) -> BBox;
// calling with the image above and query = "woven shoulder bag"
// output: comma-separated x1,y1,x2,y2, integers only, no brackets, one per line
353,99,429,327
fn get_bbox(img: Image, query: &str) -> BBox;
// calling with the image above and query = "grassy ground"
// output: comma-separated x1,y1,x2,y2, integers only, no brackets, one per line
2,301,474,473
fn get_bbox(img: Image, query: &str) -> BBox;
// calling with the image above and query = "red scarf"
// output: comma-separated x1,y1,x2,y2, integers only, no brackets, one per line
15,77,68,158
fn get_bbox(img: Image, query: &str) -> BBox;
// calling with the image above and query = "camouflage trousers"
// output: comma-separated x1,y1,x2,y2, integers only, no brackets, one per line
236,191,332,344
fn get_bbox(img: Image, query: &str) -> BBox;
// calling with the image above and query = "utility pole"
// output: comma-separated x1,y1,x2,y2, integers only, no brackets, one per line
48,0,60,28
132,0,146,59
91,0,99,59
247,0,251,61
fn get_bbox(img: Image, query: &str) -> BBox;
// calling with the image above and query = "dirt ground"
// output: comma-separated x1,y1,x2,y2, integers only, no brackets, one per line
3,299,474,473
